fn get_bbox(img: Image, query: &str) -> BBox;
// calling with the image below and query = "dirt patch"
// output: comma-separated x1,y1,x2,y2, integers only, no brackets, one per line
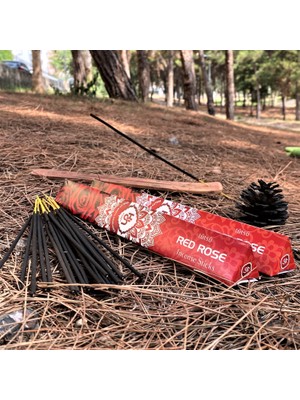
0,92,300,349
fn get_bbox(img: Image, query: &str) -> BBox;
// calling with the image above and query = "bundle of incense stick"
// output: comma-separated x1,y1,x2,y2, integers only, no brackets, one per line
0,196,142,295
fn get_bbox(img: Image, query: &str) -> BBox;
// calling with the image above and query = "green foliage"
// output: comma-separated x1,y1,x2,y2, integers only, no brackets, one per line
0,50,13,61
235,50,299,99
235,51,260,89
128,50,139,93
49,50,108,98
201,50,225,92
70,72,99,97
261,50,299,97
50,50,73,79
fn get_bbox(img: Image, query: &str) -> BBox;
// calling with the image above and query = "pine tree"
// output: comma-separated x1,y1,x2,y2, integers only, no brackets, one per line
90,50,137,101
180,50,198,110
32,50,45,94
225,50,235,120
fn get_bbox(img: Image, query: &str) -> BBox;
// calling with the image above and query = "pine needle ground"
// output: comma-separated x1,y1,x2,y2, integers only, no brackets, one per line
0,92,299,350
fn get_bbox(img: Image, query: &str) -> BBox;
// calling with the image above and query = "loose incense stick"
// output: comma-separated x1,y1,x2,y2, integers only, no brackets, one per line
54,215,120,284
19,217,34,288
53,216,105,284
36,207,47,284
66,210,143,279
90,113,200,182
52,222,88,285
56,209,124,281
43,215,79,292
0,215,32,269
39,210,52,285
48,196,140,278
46,210,116,283
40,198,79,290
29,206,38,295
45,196,124,283
42,198,101,283
42,200,109,285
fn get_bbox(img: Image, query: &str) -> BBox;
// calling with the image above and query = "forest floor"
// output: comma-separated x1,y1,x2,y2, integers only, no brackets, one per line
212,104,300,133
0,91,300,350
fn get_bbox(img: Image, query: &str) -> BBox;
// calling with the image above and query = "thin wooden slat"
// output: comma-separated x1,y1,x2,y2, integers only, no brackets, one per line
31,168,223,194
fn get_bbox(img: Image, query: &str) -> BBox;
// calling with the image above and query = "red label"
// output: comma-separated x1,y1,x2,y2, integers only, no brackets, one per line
90,181,296,277
56,181,259,286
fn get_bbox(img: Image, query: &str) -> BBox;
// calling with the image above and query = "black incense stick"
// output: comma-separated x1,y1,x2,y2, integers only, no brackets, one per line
53,211,105,284
90,113,200,182
36,210,47,284
39,215,52,285
0,215,32,269
66,210,143,279
30,210,39,295
47,212,115,283
54,212,121,284
1,195,142,293
56,209,124,281
53,225,87,284
43,215,79,292
19,217,34,288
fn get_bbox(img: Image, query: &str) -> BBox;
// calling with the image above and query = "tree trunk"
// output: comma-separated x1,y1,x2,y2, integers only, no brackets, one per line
256,86,261,119
32,50,45,94
147,50,156,102
282,95,286,120
180,50,198,110
166,51,174,107
296,92,300,121
71,50,87,93
225,50,235,120
137,50,150,102
242,90,246,107
174,64,183,105
296,50,300,121
82,50,93,82
220,87,223,109
199,50,215,115
197,68,202,105
90,50,137,101
118,50,131,78
220,75,225,110
254,63,261,119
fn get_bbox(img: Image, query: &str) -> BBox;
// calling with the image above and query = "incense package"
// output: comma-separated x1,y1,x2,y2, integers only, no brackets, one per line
56,180,258,286
91,181,296,277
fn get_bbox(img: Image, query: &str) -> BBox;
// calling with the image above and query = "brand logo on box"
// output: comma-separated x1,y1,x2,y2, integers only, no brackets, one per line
280,254,290,270
241,262,253,277
118,206,138,233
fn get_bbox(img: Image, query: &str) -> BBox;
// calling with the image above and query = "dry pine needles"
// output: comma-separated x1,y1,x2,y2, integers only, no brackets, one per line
0,92,300,350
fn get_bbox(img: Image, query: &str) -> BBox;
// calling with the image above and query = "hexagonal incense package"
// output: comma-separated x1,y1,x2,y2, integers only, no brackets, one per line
90,180,296,278
56,180,259,286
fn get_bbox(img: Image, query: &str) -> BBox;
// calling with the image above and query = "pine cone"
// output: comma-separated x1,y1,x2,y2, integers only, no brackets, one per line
235,180,288,227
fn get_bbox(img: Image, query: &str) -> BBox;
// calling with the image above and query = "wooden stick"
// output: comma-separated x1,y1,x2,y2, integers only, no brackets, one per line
31,169,223,194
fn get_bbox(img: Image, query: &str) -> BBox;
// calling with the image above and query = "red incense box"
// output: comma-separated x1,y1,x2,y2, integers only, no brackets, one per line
56,181,258,286
91,181,296,277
